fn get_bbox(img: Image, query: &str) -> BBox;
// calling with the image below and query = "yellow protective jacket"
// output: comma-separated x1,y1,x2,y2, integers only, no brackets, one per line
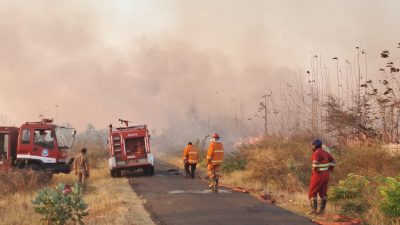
74,153,89,173
183,145,199,164
207,141,224,165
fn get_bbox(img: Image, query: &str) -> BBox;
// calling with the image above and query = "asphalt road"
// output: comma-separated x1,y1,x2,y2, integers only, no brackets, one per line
129,161,314,225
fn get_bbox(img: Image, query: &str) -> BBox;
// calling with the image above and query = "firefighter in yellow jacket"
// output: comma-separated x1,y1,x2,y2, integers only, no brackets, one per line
207,133,224,189
183,142,199,179
74,148,90,185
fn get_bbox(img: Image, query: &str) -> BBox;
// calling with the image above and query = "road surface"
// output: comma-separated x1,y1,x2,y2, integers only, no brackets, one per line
129,161,314,225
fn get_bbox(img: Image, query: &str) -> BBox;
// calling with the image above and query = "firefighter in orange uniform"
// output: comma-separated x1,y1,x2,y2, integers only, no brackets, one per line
74,148,90,185
206,133,224,189
183,142,199,179
308,139,335,215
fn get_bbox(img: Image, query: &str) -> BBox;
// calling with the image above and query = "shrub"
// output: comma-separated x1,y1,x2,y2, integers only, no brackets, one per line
339,199,371,217
330,173,371,217
378,177,400,218
32,183,88,225
221,151,247,173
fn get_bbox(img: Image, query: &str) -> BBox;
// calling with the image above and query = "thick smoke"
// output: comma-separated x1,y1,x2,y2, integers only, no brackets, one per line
0,1,400,151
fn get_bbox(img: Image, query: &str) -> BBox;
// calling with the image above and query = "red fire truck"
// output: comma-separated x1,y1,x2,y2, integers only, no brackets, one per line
108,119,154,177
0,119,76,173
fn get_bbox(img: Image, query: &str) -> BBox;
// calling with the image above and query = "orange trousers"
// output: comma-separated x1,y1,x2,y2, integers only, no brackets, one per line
207,164,220,179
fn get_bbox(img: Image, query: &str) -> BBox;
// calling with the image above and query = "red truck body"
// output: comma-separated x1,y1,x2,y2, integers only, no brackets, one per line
0,119,75,173
0,127,18,171
108,121,154,177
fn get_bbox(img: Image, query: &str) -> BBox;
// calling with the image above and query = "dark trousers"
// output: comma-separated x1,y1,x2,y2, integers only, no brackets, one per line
184,163,197,178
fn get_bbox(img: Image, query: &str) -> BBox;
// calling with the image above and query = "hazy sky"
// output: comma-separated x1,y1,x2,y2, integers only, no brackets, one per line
0,0,399,131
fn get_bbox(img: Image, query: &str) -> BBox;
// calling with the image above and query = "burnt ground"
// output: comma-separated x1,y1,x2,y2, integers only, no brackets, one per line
128,161,314,225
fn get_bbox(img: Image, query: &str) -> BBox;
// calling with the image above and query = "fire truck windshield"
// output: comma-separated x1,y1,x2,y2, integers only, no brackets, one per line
34,129,55,149
55,126,76,150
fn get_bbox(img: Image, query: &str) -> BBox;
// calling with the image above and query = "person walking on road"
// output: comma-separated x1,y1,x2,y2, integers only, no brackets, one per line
74,148,90,186
183,142,199,179
308,139,335,215
206,133,224,191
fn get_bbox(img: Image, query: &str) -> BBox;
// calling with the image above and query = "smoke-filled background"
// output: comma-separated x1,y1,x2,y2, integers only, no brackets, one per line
1,0,400,150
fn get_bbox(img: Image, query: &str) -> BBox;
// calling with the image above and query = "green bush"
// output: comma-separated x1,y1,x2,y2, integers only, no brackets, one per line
221,151,247,173
330,173,371,217
32,183,88,225
340,199,371,217
378,177,400,218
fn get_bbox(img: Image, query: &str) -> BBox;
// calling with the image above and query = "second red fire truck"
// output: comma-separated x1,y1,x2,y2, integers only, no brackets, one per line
108,119,154,177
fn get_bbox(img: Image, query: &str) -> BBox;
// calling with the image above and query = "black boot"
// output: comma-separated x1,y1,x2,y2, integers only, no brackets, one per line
308,199,318,215
319,199,327,214
184,163,190,178
213,177,219,192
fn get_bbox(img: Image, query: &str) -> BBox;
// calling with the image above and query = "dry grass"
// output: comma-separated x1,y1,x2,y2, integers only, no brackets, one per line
362,207,400,225
332,144,400,182
211,137,400,224
0,170,51,195
161,151,184,168
0,162,156,225
0,192,40,225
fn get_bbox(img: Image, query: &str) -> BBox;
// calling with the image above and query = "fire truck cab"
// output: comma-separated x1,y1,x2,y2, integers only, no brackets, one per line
0,119,76,173
108,119,154,177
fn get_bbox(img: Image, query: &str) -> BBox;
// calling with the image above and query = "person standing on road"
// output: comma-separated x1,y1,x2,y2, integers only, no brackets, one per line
183,142,199,179
206,133,224,189
74,148,90,185
308,139,335,215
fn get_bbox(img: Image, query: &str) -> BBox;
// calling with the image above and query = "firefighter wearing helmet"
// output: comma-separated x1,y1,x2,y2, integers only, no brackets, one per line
206,133,224,191
308,139,335,215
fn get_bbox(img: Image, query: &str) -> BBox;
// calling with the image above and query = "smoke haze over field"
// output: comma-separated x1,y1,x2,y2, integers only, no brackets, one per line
1,1,400,143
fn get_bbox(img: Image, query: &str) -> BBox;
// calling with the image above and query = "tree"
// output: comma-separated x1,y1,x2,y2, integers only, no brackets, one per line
324,95,379,145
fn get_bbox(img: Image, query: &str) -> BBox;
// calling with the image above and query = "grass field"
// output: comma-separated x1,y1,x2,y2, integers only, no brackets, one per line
0,162,155,225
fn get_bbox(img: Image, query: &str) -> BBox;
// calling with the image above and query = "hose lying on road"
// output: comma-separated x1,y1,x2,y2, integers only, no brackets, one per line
312,214,362,225
198,175,249,193
168,168,273,203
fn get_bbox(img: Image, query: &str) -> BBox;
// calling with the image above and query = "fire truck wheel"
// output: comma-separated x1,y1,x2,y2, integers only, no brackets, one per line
26,163,41,171
116,169,122,177
110,169,116,177
150,166,155,176
144,166,154,176
144,167,149,176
